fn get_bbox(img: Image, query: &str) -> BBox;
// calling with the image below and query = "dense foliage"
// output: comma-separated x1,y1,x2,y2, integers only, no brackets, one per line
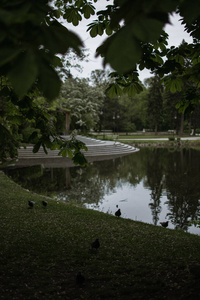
1,0,200,163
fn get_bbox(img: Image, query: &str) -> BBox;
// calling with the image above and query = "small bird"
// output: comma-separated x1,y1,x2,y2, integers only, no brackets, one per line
160,221,169,228
91,238,100,250
76,272,85,286
42,200,48,207
28,200,35,208
115,209,121,217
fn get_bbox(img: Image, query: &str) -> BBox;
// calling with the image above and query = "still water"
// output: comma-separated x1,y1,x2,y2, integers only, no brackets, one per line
4,148,200,235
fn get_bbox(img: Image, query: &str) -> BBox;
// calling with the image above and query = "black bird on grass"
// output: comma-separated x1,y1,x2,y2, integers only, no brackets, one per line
115,208,121,217
42,200,48,207
91,238,100,250
28,200,35,208
160,221,168,228
76,272,85,286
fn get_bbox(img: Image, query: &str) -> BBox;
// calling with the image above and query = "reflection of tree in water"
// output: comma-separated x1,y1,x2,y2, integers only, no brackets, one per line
4,148,200,231
56,159,124,206
56,151,149,207
4,166,67,195
144,148,166,225
113,151,146,186
165,148,200,231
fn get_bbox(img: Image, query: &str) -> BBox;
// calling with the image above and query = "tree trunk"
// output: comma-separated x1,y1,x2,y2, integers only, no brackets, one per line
188,115,191,135
179,113,184,136
154,123,158,135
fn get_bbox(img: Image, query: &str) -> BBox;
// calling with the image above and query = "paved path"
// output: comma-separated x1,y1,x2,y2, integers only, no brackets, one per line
118,137,200,141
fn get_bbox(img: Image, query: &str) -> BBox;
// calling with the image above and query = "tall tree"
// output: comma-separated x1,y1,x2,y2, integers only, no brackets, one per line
1,0,200,163
55,77,104,132
146,76,163,134
0,0,95,164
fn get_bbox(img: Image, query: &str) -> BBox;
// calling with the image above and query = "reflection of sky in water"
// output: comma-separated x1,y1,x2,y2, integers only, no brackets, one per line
86,180,200,236
5,148,200,236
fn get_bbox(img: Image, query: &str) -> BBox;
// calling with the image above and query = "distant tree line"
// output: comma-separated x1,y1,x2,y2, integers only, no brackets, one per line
51,69,200,136
1,0,200,163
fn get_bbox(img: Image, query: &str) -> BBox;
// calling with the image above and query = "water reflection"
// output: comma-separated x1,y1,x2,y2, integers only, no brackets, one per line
3,148,200,235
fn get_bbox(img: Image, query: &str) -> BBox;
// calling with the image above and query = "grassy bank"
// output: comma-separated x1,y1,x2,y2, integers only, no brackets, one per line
88,133,200,147
1,171,200,300
121,140,200,148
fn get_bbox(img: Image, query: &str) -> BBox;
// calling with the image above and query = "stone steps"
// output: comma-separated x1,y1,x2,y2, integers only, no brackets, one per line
18,141,138,159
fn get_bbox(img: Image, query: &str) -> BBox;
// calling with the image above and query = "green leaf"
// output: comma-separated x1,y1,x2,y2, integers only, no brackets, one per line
0,29,6,42
33,142,41,153
97,23,104,35
38,61,61,100
97,27,142,73
75,0,84,8
167,77,184,93
8,50,38,98
107,84,123,98
175,54,185,65
28,131,39,142
0,46,21,67
59,147,74,158
131,18,164,43
139,62,145,70
72,152,88,166
63,7,82,26
105,25,113,36
42,21,83,55
152,54,164,64
82,3,95,19
179,0,200,24
7,115,22,125
90,24,98,37
123,82,143,97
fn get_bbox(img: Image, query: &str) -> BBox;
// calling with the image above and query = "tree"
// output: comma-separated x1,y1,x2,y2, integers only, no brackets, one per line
55,77,104,132
87,1,200,110
0,0,95,164
1,0,200,163
117,89,148,132
146,76,163,134
90,69,111,89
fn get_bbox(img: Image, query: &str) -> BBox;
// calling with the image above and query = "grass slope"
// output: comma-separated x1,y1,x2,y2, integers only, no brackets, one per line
1,171,200,300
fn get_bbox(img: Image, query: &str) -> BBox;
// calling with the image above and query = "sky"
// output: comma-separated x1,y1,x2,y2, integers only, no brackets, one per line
66,1,193,82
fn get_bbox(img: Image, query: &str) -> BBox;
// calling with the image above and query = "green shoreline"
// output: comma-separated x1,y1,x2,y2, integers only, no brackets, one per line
1,171,200,299
122,140,200,149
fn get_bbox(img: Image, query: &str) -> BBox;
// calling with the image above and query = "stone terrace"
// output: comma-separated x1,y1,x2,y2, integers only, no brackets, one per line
18,135,138,162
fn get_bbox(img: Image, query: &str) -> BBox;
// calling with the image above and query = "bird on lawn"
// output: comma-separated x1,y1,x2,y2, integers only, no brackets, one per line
91,238,100,250
160,221,169,228
28,200,35,208
115,208,121,217
76,272,85,286
42,200,48,207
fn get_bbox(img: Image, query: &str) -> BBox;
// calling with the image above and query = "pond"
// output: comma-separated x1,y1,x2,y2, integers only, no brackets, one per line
3,147,200,235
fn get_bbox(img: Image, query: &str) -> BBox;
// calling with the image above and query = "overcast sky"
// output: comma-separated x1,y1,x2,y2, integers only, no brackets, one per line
67,1,193,82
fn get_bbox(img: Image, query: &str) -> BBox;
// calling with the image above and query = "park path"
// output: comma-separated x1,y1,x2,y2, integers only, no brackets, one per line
118,136,200,141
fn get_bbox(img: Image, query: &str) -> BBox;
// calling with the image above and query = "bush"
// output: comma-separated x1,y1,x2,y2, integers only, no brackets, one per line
21,127,40,143
123,123,136,132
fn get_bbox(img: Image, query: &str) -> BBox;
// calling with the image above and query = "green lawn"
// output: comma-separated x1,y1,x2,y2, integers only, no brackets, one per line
89,133,196,141
1,171,200,299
